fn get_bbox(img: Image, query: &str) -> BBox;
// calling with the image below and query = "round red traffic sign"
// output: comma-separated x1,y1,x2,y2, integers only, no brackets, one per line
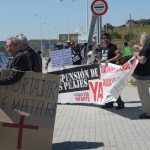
91,0,108,16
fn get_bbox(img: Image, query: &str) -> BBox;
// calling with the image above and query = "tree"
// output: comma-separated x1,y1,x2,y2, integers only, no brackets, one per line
110,32,122,39
104,23,114,33
124,33,136,41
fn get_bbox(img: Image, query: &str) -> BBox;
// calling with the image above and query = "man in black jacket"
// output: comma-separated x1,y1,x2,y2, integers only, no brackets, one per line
0,37,31,85
17,34,42,72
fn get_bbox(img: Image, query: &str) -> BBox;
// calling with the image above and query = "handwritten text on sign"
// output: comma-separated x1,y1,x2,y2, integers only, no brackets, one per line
0,71,60,126
0,71,60,150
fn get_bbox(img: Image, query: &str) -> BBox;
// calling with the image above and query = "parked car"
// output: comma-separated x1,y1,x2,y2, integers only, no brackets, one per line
0,53,8,68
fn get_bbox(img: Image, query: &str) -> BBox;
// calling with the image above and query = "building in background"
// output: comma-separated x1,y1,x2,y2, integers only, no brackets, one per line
59,33,79,43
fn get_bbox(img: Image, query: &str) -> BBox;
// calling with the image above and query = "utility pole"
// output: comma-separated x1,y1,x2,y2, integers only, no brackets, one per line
35,14,43,52
86,0,89,35
129,13,132,40
67,13,70,41
96,16,102,45
43,23,51,51
99,16,102,44
59,0,75,41
97,16,100,44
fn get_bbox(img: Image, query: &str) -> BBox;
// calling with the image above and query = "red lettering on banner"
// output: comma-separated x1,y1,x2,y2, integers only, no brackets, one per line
101,65,116,74
103,77,117,87
75,96,80,101
75,92,90,102
101,58,137,74
75,96,90,101
83,92,89,97
3,115,39,149
81,97,89,101
89,82,103,102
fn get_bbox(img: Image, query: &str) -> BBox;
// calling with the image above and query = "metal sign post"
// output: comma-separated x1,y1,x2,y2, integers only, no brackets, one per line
90,0,108,45
99,16,102,44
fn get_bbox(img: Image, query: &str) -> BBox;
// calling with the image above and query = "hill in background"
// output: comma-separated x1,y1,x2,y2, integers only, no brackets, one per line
1,19,150,53
115,19,150,38
104,18,150,49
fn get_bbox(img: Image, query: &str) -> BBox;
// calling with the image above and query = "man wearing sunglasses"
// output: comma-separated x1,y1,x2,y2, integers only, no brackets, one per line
100,33,124,109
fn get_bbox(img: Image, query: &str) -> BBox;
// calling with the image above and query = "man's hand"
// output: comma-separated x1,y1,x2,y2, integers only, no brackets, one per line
103,61,108,66
134,52,147,64
133,45,142,51
134,52,139,57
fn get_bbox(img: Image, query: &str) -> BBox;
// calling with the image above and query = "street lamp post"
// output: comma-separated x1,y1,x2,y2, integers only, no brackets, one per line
35,14,43,52
52,27,58,40
67,14,70,41
86,0,89,35
43,22,51,51
60,0,75,42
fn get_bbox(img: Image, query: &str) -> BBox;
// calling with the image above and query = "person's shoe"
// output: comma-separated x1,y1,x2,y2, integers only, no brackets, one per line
116,102,124,110
102,102,113,108
139,113,150,119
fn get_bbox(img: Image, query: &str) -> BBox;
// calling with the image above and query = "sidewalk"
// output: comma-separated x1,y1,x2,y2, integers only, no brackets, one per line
52,84,150,150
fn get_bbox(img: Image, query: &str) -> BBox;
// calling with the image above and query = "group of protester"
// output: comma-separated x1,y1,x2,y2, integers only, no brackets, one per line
90,33,150,118
98,32,150,118
45,32,150,118
0,32,150,119
45,33,131,109
89,32,150,118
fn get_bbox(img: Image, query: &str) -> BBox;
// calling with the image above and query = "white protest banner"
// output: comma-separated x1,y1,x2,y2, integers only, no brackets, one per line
50,48,73,68
109,56,138,99
0,71,60,150
48,57,138,105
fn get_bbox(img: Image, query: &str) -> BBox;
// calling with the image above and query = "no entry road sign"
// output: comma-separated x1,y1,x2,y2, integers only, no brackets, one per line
91,0,108,16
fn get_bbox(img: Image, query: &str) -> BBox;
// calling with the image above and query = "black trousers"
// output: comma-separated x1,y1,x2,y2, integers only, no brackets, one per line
106,96,123,106
116,96,123,105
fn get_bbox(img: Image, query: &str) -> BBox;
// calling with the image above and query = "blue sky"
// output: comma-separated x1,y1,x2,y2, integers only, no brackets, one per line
0,0,150,41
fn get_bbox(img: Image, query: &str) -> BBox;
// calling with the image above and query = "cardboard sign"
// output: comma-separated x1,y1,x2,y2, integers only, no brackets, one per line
0,71,60,150
50,48,73,68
